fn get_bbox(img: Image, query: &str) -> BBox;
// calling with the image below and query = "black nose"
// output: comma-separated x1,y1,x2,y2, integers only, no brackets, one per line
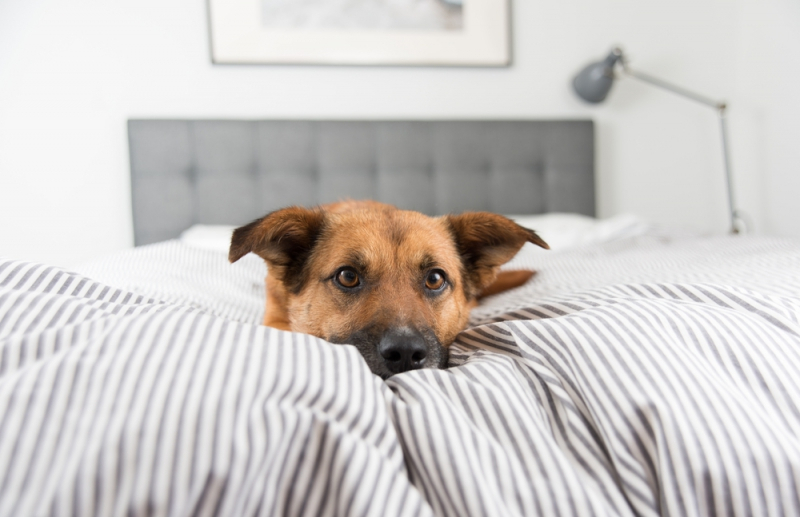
378,328,428,374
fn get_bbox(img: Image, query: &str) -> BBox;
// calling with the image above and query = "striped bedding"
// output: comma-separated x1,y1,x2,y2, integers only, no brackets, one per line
2,231,800,516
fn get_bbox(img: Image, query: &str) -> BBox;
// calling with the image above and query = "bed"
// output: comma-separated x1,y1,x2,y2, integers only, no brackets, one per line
2,120,800,516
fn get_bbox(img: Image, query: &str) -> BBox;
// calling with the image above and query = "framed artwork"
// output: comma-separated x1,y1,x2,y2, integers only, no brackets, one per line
208,0,510,66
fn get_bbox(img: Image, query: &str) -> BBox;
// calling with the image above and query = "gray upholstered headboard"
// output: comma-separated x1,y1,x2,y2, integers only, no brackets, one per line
128,120,594,246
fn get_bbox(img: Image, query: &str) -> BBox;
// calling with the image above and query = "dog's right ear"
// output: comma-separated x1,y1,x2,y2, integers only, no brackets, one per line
229,207,326,274
446,212,548,298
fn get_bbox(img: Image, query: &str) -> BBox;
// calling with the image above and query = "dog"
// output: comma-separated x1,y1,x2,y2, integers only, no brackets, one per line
229,201,548,379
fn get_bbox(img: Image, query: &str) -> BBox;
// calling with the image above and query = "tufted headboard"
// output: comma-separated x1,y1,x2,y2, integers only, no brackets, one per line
128,120,595,246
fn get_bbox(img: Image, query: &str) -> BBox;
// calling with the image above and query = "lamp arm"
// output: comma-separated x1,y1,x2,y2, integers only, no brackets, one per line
616,58,744,234
718,108,747,234
622,65,725,110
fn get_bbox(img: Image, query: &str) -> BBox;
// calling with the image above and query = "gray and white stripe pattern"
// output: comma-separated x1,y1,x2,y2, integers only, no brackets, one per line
3,232,800,516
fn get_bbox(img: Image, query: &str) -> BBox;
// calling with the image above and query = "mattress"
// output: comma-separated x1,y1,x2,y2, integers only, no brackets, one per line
2,223,800,516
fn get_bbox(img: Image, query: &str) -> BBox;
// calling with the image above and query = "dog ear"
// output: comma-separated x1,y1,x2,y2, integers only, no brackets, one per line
446,212,548,298
229,207,326,289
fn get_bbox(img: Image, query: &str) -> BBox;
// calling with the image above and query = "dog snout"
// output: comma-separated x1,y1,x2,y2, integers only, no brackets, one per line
378,328,427,374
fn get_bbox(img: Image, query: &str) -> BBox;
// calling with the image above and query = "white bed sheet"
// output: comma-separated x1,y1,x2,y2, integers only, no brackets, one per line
2,224,800,516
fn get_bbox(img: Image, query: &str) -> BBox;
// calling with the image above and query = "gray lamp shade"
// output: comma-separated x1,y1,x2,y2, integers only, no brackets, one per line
572,48,624,103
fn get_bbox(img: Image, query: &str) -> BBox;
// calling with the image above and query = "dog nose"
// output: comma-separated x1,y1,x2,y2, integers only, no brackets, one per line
378,328,428,374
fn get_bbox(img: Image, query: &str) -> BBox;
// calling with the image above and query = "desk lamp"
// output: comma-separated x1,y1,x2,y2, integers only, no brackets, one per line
573,47,745,234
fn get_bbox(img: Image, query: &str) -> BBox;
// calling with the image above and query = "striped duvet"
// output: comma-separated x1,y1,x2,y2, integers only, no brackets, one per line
2,231,800,516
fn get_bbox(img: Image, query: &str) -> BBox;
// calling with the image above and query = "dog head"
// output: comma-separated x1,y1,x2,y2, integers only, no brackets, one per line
229,203,547,379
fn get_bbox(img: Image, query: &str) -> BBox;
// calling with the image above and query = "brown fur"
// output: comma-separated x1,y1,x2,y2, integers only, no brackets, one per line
229,200,548,377
477,270,538,300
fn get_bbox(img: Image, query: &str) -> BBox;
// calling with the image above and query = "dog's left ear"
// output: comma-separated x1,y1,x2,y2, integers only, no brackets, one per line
446,212,548,298
229,207,326,289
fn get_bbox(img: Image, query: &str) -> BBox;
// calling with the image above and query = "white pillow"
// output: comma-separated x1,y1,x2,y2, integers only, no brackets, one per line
506,213,649,251
179,213,649,254
180,225,237,253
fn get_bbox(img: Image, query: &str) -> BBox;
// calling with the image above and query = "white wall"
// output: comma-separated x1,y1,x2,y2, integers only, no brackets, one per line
0,0,793,268
733,0,800,237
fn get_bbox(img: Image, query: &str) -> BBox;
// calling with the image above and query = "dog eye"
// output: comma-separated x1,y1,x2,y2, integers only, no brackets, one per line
335,268,360,289
425,270,446,291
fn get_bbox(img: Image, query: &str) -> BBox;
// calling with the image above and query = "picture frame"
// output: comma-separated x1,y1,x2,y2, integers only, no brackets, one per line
207,0,511,66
